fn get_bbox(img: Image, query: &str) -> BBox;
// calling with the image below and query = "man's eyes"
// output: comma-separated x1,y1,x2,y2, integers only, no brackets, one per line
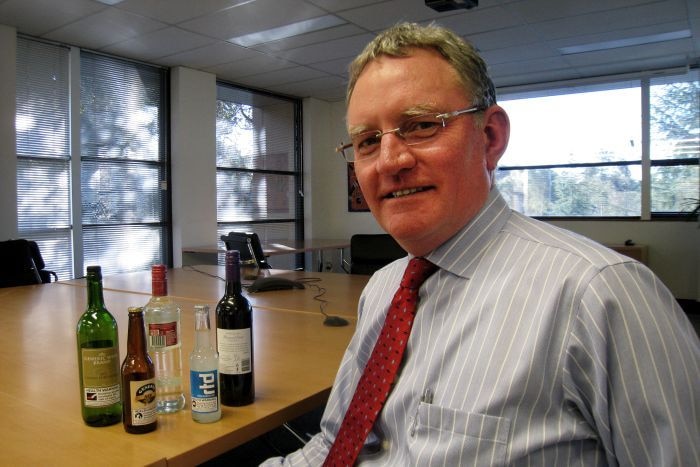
403,119,440,134
356,133,381,150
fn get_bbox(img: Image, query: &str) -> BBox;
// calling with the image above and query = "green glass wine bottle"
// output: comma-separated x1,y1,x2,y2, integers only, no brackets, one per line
76,265,122,426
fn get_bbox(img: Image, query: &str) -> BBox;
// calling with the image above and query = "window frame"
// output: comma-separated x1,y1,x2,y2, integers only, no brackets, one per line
496,68,699,220
215,81,304,269
15,36,171,279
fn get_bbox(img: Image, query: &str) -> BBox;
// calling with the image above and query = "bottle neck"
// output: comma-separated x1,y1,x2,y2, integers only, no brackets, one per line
194,312,211,348
151,265,168,297
225,259,242,295
126,310,147,355
86,275,106,310
152,278,167,297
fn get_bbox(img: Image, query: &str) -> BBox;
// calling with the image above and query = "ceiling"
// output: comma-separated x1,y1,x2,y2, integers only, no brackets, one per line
1,0,698,101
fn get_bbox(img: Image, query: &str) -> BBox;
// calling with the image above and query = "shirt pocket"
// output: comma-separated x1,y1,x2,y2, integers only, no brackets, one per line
411,402,511,466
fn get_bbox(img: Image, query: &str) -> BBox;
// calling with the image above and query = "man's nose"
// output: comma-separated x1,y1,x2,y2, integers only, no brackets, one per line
376,132,415,173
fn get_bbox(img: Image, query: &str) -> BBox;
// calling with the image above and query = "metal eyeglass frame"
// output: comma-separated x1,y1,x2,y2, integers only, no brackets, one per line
335,105,485,163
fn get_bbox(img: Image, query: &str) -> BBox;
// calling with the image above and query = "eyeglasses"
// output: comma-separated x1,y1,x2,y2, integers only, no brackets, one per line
335,106,484,163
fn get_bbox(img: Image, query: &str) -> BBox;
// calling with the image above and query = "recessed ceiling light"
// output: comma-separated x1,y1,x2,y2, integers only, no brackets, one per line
228,15,345,47
559,29,691,55
95,0,125,4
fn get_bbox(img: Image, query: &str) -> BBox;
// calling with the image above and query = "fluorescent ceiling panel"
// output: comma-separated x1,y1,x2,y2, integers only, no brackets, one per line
229,14,345,47
559,29,691,55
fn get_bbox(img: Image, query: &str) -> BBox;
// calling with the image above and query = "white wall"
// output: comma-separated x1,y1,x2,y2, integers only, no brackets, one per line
305,99,383,239
0,25,18,241
170,67,218,268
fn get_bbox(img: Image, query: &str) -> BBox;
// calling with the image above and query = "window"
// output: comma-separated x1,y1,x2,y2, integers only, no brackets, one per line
649,73,700,214
496,70,699,218
16,37,170,279
216,83,303,269
80,52,170,275
16,38,73,279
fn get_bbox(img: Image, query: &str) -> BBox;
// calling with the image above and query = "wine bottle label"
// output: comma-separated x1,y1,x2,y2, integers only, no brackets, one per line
128,380,157,425
147,322,178,348
190,370,219,413
81,347,120,407
217,328,252,375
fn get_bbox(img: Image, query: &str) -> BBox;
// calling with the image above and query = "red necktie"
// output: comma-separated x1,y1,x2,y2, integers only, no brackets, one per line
324,257,438,467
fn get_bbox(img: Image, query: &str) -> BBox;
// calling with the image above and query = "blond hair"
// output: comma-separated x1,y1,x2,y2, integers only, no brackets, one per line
347,22,496,107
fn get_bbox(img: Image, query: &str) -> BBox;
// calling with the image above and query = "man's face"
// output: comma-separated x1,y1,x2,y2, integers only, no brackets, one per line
347,48,508,256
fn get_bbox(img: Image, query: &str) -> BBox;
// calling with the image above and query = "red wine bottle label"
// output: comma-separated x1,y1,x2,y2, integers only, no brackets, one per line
217,328,252,375
128,379,157,425
81,347,120,407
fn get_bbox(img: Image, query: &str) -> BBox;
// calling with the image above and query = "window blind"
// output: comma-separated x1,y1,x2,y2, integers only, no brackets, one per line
15,38,73,280
216,83,303,269
80,52,170,275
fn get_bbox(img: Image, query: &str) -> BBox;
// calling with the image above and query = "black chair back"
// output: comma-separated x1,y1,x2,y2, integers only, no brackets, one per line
0,239,48,287
220,231,271,269
346,234,406,275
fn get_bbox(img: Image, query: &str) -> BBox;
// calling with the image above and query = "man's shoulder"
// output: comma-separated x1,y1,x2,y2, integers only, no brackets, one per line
503,212,638,270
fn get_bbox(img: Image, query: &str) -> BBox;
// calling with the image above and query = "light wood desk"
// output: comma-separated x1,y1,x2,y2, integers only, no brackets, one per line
62,266,368,318
0,280,358,465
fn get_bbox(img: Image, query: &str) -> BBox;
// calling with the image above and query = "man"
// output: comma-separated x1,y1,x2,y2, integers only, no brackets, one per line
264,22,699,466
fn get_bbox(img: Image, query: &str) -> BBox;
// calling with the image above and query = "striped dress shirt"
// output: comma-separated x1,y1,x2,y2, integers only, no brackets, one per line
263,189,700,466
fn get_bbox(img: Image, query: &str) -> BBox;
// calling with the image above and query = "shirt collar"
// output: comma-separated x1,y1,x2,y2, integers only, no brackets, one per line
425,189,511,280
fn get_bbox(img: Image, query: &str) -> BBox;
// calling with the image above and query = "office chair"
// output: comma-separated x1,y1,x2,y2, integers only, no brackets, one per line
220,231,271,269
0,239,57,287
343,234,407,275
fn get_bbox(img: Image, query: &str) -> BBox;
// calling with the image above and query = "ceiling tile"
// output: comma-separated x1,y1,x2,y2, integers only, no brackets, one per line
305,0,383,12
426,5,523,37
0,0,695,101
308,57,354,76
233,66,329,88
179,0,328,40
506,0,667,24
481,43,558,65
252,23,365,53
155,40,260,68
115,0,251,25
533,1,691,40
550,20,692,51
275,33,374,65
335,0,461,32
271,74,347,97
0,0,105,36
44,7,165,50
101,26,216,61
206,50,297,79
467,25,542,51
562,38,694,67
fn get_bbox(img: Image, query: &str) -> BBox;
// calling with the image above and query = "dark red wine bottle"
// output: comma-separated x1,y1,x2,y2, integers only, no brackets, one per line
216,250,254,406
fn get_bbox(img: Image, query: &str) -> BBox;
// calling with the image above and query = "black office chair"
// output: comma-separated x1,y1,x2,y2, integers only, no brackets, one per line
0,239,58,288
220,231,271,269
343,234,407,275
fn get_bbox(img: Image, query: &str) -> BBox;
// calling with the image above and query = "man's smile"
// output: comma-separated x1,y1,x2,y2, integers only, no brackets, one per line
386,186,432,199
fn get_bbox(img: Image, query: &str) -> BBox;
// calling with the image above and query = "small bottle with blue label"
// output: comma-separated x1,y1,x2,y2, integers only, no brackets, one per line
190,305,221,423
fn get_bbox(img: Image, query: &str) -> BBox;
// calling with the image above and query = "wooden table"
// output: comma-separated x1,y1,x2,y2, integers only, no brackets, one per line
62,266,368,318
0,271,365,465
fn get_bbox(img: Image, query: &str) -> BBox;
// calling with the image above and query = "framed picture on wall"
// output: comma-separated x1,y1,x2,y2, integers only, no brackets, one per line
347,163,370,212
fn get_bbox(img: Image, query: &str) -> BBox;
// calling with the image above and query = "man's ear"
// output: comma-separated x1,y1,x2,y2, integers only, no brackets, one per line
482,105,510,172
